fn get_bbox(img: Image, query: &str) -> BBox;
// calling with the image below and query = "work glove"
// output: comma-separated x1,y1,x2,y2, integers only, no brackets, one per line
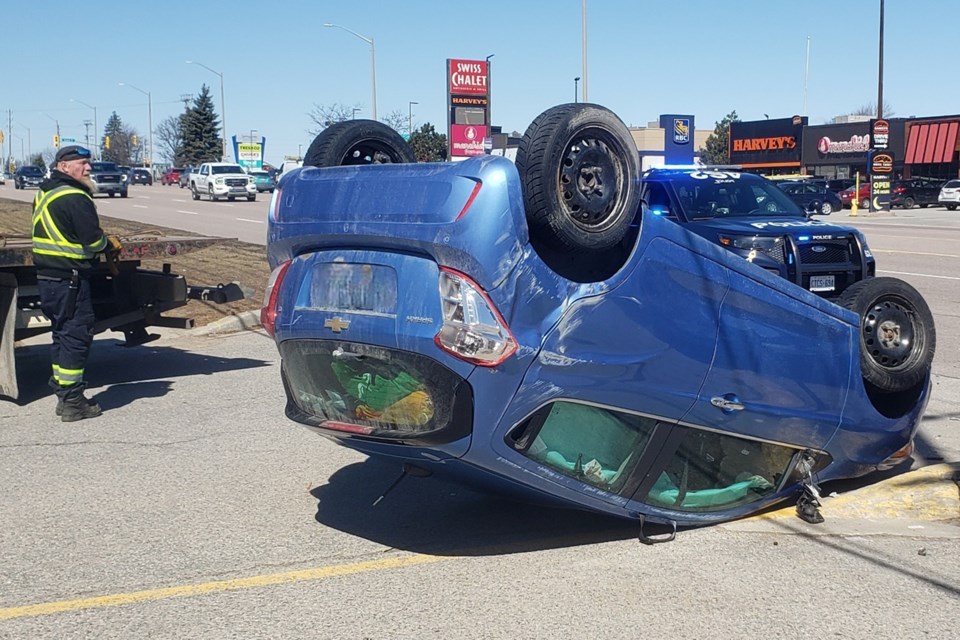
107,235,123,253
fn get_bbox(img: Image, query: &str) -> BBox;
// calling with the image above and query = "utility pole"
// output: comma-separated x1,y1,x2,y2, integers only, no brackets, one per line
6,110,12,171
877,0,885,118
83,120,92,148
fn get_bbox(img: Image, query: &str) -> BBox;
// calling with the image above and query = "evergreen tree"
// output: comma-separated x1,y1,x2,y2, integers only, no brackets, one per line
102,112,126,164
409,123,447,162
181,85,223,165
700,111,739,166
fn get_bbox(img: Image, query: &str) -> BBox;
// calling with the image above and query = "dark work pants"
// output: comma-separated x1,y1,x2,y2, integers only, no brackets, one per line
38,277,96,399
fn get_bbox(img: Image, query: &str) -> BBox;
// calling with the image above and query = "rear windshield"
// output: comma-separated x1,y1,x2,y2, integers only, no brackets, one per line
211,165,245,174
944,180,960,188
19,166,43,176
91,162,119,172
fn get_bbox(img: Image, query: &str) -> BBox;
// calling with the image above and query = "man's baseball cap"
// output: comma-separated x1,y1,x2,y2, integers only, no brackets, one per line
55,145,92,163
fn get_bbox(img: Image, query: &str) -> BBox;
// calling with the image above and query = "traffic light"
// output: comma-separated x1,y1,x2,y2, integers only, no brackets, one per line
104,135,110,150
53,134,60,148
131,135,138,146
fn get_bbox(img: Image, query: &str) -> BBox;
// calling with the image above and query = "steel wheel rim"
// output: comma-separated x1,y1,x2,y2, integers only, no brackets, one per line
339,140,406,165
557,129,628,231
862,295,918,369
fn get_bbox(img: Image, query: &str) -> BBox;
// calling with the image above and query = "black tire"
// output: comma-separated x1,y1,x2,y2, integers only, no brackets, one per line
903,196,915,209
860,197,871,209
120,190,128,198
209,185,217,202
228,196,235,202
919,203,928,208
191,184,200,201
108,192,116,198
303,119,415,167
516,103,639,254
820,201,833,215
247,195,256,202
838,277,936,393
947,204,957,211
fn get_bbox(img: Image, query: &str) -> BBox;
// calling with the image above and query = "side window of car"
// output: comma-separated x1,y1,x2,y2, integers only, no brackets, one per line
643,427,796,512
644,182,677,219
509,401,658,495
201,165,209,176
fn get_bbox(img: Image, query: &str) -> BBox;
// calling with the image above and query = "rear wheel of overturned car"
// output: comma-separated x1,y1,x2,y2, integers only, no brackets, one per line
838,277,936,393
516,103,640,256
303,119,416,167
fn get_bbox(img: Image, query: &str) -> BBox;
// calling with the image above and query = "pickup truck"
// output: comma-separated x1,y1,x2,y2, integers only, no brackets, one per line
89,161,128,198
189,162,257,202
261,107,935,530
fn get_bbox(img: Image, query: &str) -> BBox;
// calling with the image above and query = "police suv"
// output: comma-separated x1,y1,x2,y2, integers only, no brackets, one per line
641,168,875,297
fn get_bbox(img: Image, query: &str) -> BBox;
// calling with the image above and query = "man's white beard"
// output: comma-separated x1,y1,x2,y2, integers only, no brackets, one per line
80,176,98,193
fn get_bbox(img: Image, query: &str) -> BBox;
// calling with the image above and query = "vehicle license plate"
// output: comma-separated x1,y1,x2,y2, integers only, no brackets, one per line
810,275,835,292
305,263,398,314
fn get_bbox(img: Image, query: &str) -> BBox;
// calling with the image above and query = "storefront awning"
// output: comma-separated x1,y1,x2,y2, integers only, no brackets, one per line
905,121,959,164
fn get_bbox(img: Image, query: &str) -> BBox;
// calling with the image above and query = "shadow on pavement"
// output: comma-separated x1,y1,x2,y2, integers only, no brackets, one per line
312,457,643,556
7,339,271,406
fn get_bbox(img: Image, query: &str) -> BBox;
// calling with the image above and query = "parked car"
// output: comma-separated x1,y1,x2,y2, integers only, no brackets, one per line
826,178,857,193
14,165,44,190
839,183,871,209
938,179,960,211
776,180,844,215
641,169,874,297
247,169,276,193
262,106,935,530
161,167,183,186
179,166,193,189
890,177,944,209
128,168,153,185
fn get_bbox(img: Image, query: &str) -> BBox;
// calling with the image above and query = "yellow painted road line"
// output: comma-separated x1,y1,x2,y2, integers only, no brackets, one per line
0,553,445,621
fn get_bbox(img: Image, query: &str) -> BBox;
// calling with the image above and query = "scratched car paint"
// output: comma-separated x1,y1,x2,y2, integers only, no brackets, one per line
262,105,934,531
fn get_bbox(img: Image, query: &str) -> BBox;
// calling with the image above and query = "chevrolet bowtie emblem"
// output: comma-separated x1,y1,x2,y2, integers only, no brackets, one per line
324,317,351,333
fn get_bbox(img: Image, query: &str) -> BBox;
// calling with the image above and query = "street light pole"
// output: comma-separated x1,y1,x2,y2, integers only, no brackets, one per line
324,23,377,120
70,98,98,159
877,0,885,118
485,53,495,127
118,82,152,169
574,77,581,103
186,60,228,160
408,101,418,137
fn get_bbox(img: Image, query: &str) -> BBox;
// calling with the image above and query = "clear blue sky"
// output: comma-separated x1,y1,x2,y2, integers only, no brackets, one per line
3,1,956,166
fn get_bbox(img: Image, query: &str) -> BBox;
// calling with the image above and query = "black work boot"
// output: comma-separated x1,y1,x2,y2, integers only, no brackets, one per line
60,387,102,422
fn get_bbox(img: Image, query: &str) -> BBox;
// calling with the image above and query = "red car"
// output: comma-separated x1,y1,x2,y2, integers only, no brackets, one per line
160,167,183,186
839,182,871,209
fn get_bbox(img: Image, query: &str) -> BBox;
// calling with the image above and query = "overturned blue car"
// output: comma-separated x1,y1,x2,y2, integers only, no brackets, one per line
263,104,935,533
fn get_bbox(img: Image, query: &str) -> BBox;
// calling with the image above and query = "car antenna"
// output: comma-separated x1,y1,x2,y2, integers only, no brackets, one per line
372,462,432,506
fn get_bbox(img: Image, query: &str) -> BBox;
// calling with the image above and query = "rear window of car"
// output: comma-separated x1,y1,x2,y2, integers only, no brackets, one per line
19,166,43,176
944,180,960,188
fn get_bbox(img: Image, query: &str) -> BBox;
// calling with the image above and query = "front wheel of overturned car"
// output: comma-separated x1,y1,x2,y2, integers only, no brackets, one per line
303,119,416,167
838,277,936,394
516,103,640,256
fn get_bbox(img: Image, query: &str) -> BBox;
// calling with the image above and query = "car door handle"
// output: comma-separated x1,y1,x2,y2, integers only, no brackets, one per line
711,395,745,412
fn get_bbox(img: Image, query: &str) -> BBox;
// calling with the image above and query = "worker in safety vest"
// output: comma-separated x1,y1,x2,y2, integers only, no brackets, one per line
32,145,120,421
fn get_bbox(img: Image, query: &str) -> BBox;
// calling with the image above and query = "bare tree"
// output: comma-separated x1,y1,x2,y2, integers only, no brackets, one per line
848,101,896,118
307,102,363,137
380,110,407,134
155,115,184,165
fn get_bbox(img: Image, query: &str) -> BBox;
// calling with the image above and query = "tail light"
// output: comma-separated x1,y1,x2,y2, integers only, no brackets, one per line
893,186,906,194
261,260,292,337
268,188,282,222
435,267,517,367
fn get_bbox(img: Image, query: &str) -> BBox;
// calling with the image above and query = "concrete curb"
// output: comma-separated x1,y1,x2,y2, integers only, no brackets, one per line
723,463,960,537
189,310,262,336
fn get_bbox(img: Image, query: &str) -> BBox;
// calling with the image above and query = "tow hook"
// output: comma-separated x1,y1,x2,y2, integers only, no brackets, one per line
636,514,677,545
795,451,825,524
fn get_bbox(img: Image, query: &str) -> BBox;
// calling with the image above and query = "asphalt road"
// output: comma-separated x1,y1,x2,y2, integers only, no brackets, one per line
1,189,958,638
0,182,270,245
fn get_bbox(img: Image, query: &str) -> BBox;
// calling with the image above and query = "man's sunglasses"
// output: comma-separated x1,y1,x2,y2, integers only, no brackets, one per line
60,147,92,160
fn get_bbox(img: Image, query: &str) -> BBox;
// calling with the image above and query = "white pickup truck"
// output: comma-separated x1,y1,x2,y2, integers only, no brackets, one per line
190,162,257,202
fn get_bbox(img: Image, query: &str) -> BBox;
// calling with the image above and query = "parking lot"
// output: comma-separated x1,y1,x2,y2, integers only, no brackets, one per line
1,201,958,638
